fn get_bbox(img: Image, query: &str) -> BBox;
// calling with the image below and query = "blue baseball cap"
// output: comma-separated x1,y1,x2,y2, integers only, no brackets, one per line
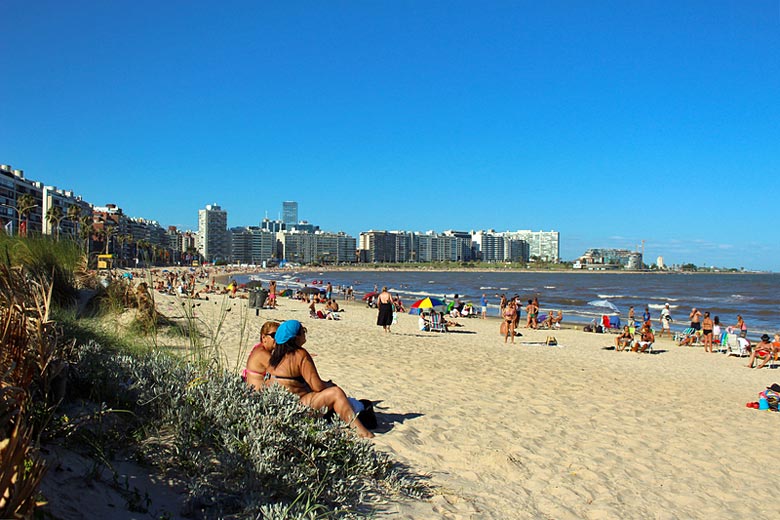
275,320,302,344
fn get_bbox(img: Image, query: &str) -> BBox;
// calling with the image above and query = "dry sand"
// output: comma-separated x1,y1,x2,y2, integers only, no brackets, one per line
145,289,780,520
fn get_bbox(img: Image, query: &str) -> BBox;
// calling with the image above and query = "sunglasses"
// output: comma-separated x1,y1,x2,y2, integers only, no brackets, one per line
265,332,276,339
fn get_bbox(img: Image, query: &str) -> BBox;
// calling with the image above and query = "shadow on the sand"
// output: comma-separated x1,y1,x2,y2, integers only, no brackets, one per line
392,331,476,337
372,406,425,434
601,346,667,354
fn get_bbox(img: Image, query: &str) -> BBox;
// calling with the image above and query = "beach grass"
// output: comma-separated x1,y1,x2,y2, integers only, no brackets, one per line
0,243,428,518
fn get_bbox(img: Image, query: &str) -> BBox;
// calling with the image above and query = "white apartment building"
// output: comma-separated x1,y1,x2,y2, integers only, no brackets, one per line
198,204,229,263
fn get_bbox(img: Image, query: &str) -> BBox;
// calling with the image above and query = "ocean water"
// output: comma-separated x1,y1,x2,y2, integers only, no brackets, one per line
235,270,780,338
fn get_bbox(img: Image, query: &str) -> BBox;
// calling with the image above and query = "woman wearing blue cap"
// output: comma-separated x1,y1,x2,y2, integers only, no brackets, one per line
266,320,375,438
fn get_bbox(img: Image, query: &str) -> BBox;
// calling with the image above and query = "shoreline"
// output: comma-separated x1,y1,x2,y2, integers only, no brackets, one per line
220,265,770,275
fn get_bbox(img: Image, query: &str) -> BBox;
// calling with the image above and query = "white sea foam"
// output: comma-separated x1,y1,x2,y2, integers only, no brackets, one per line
597,294,625,299
648,303,679,310
544,286,556,289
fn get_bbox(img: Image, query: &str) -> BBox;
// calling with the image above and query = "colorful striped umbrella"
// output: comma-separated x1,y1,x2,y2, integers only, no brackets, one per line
408,297,446,314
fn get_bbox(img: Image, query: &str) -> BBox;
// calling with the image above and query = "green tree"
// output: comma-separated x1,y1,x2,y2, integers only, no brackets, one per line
17,193,36,237
46,205,64,240
78,215,94,253
98,224,116,254
67,204,82,238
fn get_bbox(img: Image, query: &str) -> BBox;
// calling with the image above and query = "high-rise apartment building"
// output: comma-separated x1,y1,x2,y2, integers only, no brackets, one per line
280,230,356,264
229,226,277,264
198,204,229,263
282,201,298,225
0,164,44,236
508,230,560,262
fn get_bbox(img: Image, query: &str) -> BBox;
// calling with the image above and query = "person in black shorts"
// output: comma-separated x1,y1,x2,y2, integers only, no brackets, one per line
701,311,714,353
689,308,702,331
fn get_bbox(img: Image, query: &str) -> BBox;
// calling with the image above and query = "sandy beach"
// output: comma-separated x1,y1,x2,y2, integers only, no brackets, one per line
141,285,780,520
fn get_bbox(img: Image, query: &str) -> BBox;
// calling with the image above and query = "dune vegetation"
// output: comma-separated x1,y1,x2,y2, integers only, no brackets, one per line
0,235,427,519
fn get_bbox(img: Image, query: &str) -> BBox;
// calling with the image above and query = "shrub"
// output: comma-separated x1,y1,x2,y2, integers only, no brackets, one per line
71,343,428,518
0,235,81,307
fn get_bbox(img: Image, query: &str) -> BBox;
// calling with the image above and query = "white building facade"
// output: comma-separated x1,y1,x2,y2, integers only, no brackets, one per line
198,204,229,263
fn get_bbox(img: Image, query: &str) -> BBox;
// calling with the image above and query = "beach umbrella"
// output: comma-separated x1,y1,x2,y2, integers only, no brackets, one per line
246,280,264,289
362,291,378,301
279,289,291,297
300,286,325,295
409,297,446,315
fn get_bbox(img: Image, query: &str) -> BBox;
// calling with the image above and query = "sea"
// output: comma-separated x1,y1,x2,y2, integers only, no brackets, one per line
234,270,779,339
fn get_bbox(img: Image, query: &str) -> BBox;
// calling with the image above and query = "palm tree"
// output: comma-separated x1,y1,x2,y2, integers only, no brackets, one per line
136,239,150,266
17,193,36,237
99,224,116,255
46,205,64,240
67,204,82,239
78,215,94,253
115,234,134,267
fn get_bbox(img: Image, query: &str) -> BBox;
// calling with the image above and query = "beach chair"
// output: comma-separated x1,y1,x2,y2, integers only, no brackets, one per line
715,331,729,353
767,351,780,369
725,334,748,357
429,313,448,333
689,331,705,348
601,315,612,333
673,328,694,343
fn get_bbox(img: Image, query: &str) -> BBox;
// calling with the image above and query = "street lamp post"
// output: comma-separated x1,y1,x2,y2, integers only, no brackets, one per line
0,204,21,236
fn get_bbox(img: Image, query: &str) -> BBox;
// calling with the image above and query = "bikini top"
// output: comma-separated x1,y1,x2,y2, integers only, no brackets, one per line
241,342,266,380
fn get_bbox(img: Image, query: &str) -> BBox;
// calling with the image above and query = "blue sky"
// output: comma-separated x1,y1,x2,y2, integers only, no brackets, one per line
1,1,778,270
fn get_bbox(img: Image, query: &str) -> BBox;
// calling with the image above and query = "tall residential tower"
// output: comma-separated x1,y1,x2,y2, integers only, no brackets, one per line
282,201,298,226
198,204,228,263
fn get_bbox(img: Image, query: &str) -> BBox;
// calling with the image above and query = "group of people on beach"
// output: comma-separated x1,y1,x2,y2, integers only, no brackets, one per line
243,319,375,438
499,294,562,344
614,304,778,365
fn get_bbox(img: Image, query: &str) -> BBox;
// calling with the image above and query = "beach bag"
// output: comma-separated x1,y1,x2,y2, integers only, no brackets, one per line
392,312,398,325
500,320,508,336
357,399,378,429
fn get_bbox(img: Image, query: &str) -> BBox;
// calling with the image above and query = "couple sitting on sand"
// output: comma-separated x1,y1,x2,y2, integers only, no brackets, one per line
613,322,654,352
243,320,374,438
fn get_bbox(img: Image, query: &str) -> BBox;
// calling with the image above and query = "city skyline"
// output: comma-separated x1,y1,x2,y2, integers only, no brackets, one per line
1,2,778,270
0,161,766,270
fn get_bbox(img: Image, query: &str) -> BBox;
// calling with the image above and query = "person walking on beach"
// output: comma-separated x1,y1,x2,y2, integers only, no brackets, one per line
503,300,518,343
268,280,277,309
325,282,332,300
628,306,635,327
498,294,507,317
526,299,539,329
659,303,672,338
376,286,395,333
481,294,488,319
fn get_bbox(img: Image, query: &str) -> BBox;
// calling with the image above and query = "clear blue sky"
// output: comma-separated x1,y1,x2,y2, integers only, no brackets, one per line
1,1,778,269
